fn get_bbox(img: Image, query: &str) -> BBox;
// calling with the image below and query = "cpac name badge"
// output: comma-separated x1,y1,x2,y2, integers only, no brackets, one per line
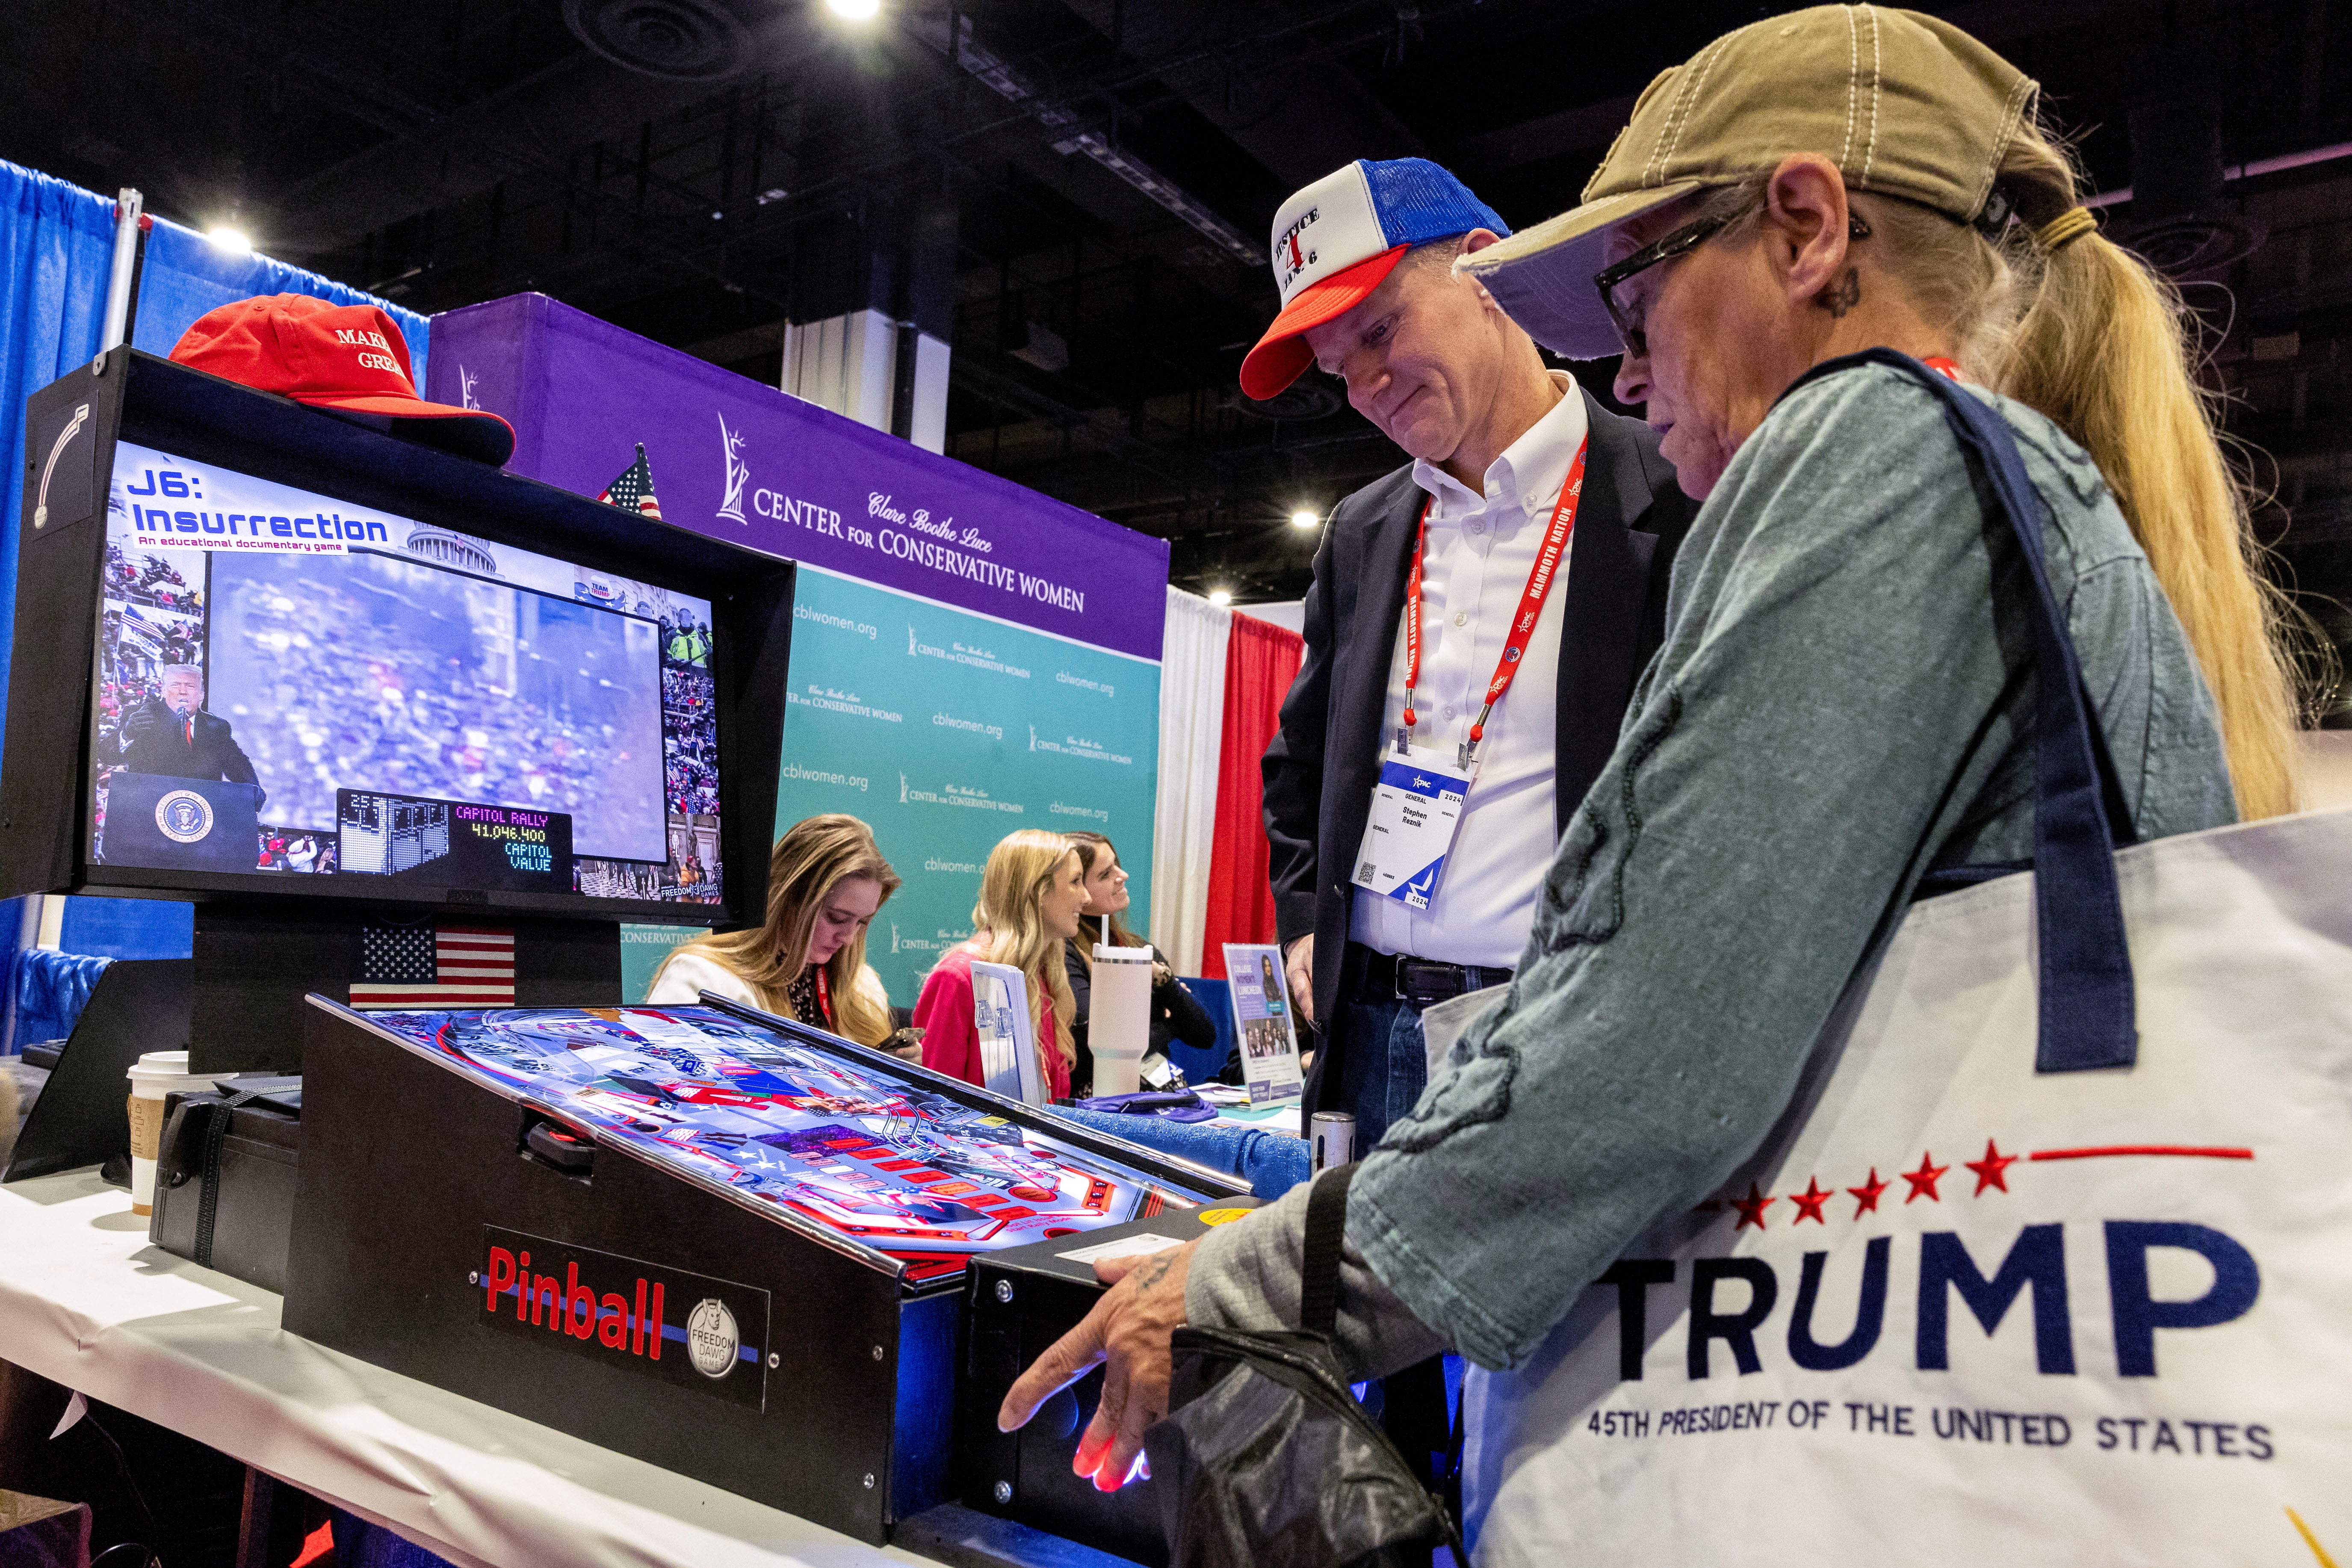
154,789,214,844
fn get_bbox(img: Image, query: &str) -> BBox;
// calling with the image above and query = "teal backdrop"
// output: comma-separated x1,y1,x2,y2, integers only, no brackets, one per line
625,566,1161,1004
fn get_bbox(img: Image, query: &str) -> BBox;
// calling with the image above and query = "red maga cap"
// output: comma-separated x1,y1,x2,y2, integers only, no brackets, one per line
171,294,515,467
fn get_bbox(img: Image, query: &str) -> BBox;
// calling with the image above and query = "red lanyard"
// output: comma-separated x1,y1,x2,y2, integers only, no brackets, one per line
1924,356,1965,381
811,966,833,1027
1399,434,1589,769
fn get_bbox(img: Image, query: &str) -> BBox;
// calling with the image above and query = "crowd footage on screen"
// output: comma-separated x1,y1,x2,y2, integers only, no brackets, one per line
207,555,662,839
104,542,199,611
662,665,719,818
93,533,728,903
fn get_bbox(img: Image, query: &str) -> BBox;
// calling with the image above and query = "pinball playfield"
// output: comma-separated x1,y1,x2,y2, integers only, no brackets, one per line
364,1003,1194,1282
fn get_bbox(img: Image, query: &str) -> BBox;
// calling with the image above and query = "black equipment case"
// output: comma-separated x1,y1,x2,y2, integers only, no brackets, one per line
959,1199,1265,1564
282,994,1245,1546
150,1078,303,1294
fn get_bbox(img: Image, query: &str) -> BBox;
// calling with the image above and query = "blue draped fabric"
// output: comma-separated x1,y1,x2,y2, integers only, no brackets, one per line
1052,1105,1313,1200
0,165,114,755
13,949,110,1049
0,158,430,1013
55,895,191,959
127,214,430,381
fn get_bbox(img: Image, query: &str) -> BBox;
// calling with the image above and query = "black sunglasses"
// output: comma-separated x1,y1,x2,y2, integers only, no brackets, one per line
1594,211,1872,357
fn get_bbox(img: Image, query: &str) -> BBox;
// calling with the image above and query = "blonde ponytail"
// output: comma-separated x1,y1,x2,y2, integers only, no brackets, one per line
1990,216,2305,819
1847,115,2314,819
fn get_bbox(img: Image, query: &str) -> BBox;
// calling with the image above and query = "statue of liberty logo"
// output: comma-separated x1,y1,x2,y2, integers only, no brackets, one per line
458,366,481,410
716,412,750,525
899,771,910,804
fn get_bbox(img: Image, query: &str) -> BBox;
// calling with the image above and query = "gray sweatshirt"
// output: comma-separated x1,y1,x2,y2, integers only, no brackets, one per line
1188,363,2238,1377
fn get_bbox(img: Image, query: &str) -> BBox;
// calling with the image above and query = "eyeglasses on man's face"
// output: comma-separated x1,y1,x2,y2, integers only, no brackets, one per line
1593,211,1872,358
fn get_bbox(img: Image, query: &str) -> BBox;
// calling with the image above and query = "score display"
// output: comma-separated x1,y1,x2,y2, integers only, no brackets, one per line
335,789,573,891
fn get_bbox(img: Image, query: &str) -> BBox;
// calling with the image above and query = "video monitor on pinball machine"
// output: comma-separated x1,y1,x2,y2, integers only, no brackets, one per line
0,349,790,929
92,443,718,912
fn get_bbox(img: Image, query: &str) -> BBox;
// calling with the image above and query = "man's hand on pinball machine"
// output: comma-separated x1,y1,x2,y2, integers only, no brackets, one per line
997,1235,1197,1491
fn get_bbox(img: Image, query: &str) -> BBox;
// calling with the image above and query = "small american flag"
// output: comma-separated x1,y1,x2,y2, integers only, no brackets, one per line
597,443,663,520
352,923,515,1010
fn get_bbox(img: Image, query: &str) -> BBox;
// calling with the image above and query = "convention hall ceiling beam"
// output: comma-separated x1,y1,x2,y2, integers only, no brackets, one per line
1051,0,1428,190
124,0,831,255
1460,0,2190,171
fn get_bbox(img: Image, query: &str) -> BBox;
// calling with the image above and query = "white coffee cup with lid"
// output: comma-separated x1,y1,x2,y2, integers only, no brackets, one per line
125,1051,222,1216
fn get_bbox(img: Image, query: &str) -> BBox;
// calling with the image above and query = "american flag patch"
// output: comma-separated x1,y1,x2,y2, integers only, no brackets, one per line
352,923,515,1010
597,442,663,520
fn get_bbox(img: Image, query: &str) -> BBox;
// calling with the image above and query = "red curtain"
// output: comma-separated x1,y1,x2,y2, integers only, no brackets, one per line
1200,612,1306,979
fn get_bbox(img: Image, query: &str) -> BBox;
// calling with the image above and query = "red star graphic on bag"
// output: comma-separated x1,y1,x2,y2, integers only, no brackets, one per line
1964,1137,2019,1196
1903,1152,1949,1203
1729,1181,1775,1231
1848,1167,1889,1217
1788,1177,1832,1225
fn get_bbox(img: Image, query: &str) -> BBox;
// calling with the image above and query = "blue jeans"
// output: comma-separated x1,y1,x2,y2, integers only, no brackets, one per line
1336,993,1431,1152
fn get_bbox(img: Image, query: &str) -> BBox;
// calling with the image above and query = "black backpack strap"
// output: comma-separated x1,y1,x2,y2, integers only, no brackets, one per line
1782,349,2139,1074
191,1090,261,1269
1298,1160,1359,1336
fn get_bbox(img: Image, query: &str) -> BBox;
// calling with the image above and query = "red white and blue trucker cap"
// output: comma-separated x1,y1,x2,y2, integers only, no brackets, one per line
1239,157,1511,401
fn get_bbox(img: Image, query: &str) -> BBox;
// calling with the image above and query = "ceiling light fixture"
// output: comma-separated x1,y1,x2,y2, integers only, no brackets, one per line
1290,508,1321,529
826,0,880,19
207,225,252,257
1208,588,1233,606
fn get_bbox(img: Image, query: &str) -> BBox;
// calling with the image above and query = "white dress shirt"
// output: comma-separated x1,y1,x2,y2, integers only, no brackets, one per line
1348,373,1588,970
643,950,892,1022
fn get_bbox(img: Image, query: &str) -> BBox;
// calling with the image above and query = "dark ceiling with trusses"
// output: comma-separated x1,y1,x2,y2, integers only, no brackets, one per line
2,0,2348,713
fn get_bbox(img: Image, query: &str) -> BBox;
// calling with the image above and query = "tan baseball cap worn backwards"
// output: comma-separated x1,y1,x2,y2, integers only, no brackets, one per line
1459,4,2040,360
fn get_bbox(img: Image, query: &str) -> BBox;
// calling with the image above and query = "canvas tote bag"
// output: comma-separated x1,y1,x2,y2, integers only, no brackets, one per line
1450,353,2352,1565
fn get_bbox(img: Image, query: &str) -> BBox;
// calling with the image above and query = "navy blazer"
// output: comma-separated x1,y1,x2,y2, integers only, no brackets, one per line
119,697,263,795
1260,386,1696,1035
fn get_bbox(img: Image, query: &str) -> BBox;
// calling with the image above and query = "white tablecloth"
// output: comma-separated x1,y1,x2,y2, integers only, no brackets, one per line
0,1167,928,1568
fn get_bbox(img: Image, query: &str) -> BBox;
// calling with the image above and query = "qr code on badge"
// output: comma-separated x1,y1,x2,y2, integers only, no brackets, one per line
1358,860,1378,880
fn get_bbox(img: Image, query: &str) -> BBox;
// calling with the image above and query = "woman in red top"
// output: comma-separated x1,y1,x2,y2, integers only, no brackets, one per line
917,830,1090,1101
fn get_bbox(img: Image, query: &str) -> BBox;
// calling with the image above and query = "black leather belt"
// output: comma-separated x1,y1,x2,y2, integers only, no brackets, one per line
1352,945,1513,1007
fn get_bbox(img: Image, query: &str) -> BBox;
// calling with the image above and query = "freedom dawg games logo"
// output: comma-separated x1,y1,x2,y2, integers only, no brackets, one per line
154,789,214,844
687,1297,740,1379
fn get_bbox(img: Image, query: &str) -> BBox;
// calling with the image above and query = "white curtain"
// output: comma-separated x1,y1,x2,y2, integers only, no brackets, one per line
1148,587,1231,976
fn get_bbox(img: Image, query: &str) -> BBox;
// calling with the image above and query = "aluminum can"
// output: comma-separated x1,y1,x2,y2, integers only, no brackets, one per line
1310,1111,1355,1172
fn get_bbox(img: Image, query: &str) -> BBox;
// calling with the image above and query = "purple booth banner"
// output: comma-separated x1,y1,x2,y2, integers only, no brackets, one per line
423,294,1169,661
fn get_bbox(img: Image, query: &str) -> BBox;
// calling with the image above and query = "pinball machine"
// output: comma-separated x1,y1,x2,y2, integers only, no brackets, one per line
283,993,1246,1550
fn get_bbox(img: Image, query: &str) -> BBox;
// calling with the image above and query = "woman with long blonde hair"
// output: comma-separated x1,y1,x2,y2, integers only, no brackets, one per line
915,830,1090,1100
646,814,902,1049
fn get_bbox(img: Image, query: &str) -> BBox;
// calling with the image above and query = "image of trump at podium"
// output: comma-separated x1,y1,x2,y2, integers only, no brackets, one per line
106,663,268,873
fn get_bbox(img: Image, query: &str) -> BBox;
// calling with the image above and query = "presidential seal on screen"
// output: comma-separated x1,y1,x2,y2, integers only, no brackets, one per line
686,1297,739,1379
154,789,215,844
